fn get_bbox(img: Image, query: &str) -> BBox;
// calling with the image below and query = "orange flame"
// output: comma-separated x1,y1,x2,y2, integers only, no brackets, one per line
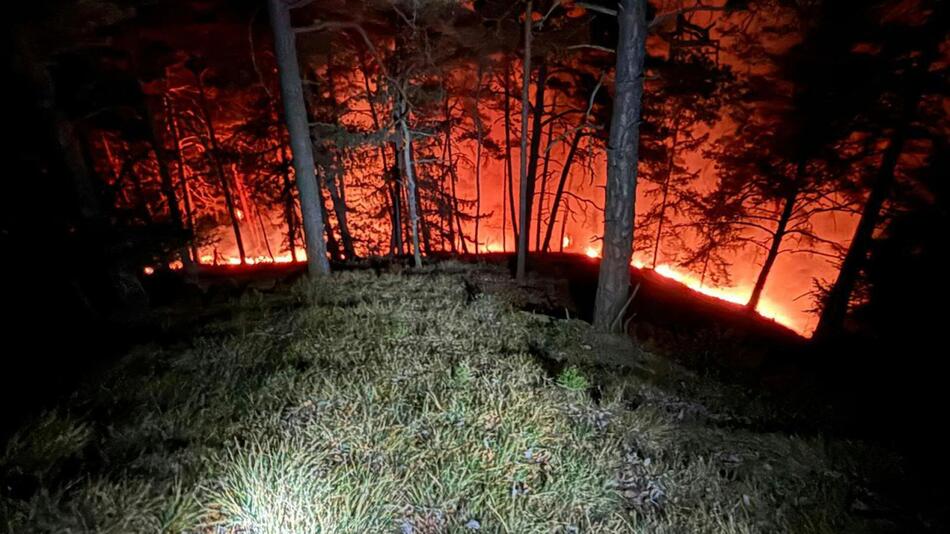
650,262,802,333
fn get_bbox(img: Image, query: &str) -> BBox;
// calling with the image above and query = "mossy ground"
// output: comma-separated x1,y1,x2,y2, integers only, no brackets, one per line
0,263,919,533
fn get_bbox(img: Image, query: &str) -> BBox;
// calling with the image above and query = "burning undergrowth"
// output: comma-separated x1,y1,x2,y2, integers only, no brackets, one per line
0,265,924,533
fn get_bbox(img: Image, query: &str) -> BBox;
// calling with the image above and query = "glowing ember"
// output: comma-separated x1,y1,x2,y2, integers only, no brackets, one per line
585,247,600,258
143,266,155,275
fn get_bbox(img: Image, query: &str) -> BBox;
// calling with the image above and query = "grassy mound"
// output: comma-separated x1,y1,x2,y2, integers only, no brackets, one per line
0,267,911,533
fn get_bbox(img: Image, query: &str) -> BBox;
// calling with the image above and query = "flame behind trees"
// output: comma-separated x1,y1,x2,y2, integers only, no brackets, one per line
16,0,948,336
635,13,738,283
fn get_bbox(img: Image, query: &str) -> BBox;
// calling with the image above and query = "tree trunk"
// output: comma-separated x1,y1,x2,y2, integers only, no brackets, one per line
278,145,299,262
439,91,456,253
473,63,484,254
449,160,468,254
592,0,647,332
812,0,945,337
391,170,404,255
651,117,681,268
256,209,275,262
358,53,402,257
536,93,556,250
413,164,433,256
503,59,519,248
322,49,357,260
524,61,547,249
518,59,548,278
814,125,906,338
145,94,192,268
444,95,469,254
268,0,330,275
559,214,568,252
320,187,343,261
324,166,356,259
542,129,583,252
747,184,799,311
397,94,423,267
168,100,199,264
195,74,246,265
516,0,534,281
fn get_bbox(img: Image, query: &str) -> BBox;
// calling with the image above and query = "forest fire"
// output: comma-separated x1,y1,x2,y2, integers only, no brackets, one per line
12,0,945,341
60,0,897,338
650,263,798,330
7,0,949,532
170,241,804,331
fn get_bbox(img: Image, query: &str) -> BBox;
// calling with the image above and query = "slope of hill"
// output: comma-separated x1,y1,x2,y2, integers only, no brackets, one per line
0,264,935,533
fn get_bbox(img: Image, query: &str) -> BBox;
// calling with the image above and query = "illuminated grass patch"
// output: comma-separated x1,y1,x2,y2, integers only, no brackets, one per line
0,266,907,533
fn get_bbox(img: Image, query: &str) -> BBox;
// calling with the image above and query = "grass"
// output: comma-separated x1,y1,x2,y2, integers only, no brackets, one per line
556,367,590,392
0,264,919,533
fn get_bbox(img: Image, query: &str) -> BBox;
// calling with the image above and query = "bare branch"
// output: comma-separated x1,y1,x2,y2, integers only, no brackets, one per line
576,2,617,16
566,44,615,54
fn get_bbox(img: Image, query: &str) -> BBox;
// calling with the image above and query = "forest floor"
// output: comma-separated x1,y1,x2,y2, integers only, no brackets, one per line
0,261,937,533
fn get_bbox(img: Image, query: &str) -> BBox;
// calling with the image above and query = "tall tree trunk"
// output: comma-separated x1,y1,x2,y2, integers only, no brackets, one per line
536,93,556,250
651,117,681,268
390,159,406,255
813,0,944,337
473,63,484,254
411,157,433,256
324,167,356,259
814,126,906,337
195,74,246,265
391,171,404,255
145,94,192,268
438,92,455,252
516,0,533,280
503,59,519,248
168,100,199,264
449,161,468,254
502,170,508,251
397,94,423,267
444,95,469,254
256,209,275,262
592,0,647,332
231,163,259,254
278,145,299,262
322,49,357,260
320,187,343,261
542,129,583,252
268,0,330,275
522,60,547,254
358,53,402,257
559,213,568,252
747,183,799,311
